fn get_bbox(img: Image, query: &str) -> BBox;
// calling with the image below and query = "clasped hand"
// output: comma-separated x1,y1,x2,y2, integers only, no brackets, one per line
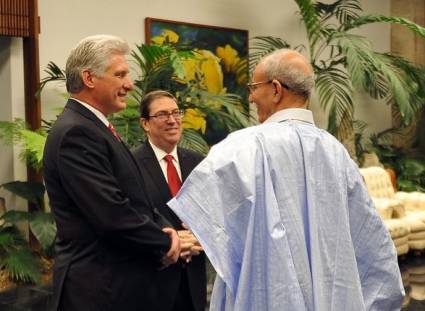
160,224,203,268
178,224,203,263
161,227,180,268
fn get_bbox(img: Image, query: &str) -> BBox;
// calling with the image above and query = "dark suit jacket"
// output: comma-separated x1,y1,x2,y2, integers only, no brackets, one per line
43,99,171,311
132,141,207,311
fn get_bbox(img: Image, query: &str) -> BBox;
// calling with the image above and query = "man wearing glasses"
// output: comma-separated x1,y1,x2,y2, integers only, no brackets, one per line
168,49,404,310
132,90,206,311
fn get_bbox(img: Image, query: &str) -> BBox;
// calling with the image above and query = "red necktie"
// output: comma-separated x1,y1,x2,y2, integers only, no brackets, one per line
108,123,120,141
164,155,182,197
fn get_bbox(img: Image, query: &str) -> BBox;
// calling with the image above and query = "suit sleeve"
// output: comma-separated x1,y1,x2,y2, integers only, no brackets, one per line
57,127,170,259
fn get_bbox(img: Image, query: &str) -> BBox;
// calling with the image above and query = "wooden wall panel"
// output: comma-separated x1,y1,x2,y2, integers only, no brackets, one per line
0,0,30,37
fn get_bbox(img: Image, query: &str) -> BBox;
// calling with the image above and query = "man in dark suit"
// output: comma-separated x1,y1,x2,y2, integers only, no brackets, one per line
132,90,207,311
43,35,180,311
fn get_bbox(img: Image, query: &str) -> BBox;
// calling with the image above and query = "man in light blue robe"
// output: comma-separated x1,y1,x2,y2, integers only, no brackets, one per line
168,49,404,310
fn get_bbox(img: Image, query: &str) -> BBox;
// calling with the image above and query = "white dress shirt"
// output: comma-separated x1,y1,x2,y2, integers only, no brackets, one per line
71,98,109,127
149,140,182,182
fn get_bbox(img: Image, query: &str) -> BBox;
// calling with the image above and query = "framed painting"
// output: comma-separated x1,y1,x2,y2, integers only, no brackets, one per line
145,18,249,144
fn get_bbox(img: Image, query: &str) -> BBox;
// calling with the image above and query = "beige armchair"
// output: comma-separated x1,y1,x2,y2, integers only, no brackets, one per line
359,166,425,254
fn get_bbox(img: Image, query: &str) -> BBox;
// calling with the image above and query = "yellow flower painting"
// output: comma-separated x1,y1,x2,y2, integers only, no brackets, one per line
145,17,249,143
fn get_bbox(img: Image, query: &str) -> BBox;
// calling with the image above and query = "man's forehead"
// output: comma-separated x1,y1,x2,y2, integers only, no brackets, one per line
150,97,178,111
252,64,266,79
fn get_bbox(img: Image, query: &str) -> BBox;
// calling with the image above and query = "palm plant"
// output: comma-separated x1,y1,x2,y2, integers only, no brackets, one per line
0,121,55,284
0,182,56,284
250,0,425,156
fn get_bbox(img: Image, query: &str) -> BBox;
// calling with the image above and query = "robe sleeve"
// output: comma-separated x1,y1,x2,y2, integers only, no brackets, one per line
346,159,404,311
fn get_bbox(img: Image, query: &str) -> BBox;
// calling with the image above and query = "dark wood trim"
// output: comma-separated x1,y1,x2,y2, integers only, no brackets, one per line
23,0,41,249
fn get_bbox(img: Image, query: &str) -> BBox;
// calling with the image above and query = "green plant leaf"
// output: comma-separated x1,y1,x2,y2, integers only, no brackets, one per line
0,181,45,206
1,210,31,224
315,0,362,25
29,212,56,251
294,0,323,52
0,120,47,169
397,179,425,192
249,36,291,72
0,119,27,145
0,226,26,250
179,129,209,155
345,15,425,38
399,158,425,177
315,67,353,134
1,248,40,283
38,61,66,95
20,129,47,170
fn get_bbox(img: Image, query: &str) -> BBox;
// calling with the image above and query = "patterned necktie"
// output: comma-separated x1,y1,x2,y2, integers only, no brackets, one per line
108,123,120,141
164,154,182,197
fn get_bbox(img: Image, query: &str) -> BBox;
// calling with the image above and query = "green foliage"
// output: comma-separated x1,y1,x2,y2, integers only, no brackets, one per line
2,248,41,283
368,129,425,192
131,43,192,98
0,182,56,284
397,158,425,192
38,61,66,95
179,129,209,155
250,0,425,142
29,212,56,252
108,98,145,148
249,37,291,72
0,226,41,284
1,181,45,207
0,119,47,170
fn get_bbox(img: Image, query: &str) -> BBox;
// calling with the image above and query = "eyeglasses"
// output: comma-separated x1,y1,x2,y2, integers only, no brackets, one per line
246,80,290,93
148,109,184,121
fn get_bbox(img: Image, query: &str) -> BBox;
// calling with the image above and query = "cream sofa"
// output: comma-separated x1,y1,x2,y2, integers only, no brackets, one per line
359,166,425,254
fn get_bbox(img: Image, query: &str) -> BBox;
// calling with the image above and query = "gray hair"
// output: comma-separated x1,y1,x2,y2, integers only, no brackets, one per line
261,49,315,99
65,34,130,93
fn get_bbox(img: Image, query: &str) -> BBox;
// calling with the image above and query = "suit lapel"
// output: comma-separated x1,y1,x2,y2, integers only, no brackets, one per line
178,148,191,182
66,99,154,210
141,142,172,201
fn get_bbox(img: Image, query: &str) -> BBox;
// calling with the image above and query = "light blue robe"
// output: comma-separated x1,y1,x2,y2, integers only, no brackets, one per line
168,109,404,311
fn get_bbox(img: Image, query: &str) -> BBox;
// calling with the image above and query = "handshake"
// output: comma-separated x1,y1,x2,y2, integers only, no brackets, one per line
161,223,203,268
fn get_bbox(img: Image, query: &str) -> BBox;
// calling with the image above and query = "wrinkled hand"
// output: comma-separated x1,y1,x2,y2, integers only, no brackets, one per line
178,223,203,263
161,227,180,268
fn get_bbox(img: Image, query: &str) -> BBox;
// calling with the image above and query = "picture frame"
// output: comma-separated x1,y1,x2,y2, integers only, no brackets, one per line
145,17,249,97
144,17,249,143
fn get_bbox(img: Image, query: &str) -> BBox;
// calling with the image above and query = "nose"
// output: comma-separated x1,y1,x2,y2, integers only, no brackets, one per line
124,76,134,91
166,114,177,123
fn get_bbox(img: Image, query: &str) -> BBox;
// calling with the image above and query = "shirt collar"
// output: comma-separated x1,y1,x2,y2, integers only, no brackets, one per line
149,139,179,163
264,108,315,125
71,97,109,127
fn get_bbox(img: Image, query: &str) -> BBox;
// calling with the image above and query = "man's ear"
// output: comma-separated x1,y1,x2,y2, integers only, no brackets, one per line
272,79,284,103
140,118,149,132
81,69,95,89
